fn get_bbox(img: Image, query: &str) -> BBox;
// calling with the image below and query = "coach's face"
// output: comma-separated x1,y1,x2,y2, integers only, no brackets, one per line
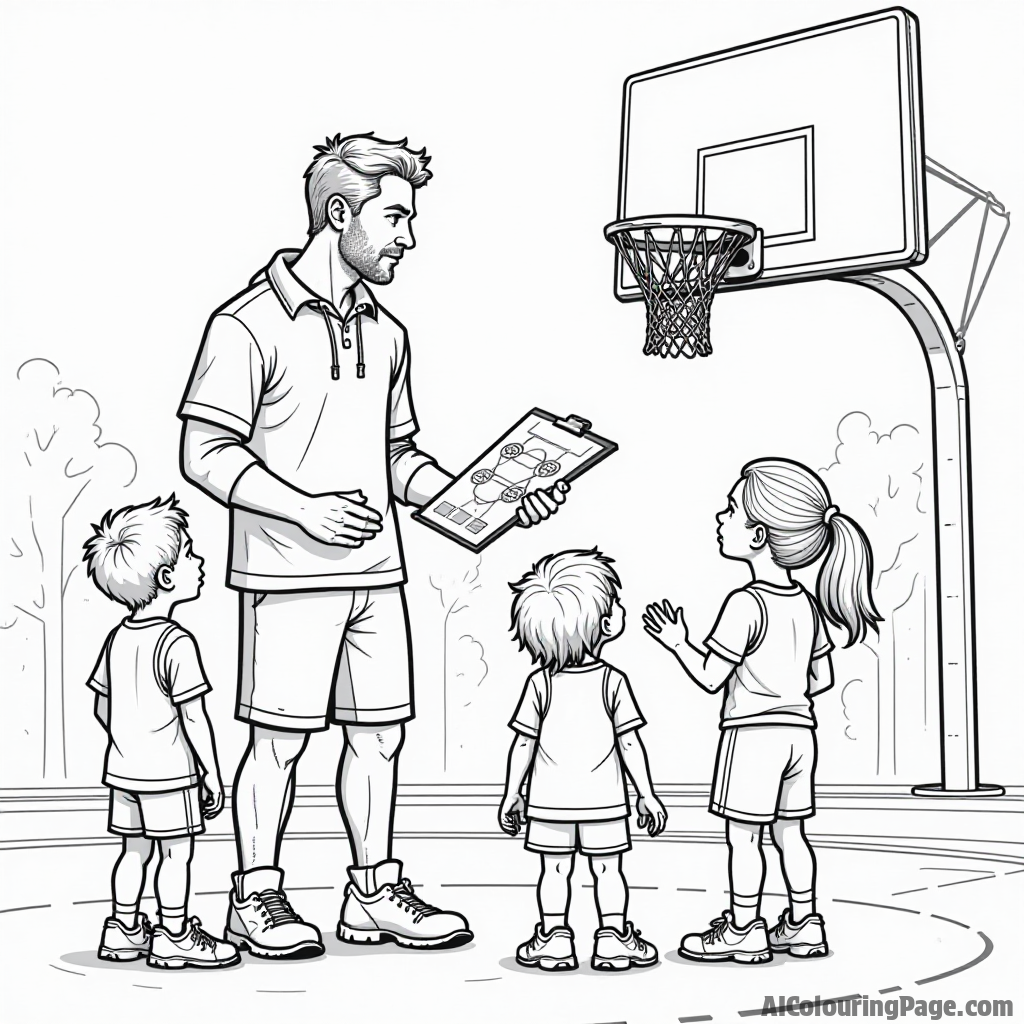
334,175,417,285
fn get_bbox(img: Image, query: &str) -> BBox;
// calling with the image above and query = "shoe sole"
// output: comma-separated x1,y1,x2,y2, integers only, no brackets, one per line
98,949,146,962
148,952,241,970
678,947,773,964
591,956,658,971
770,942,828,958
337,924,474,950
516,954,578,971
225,928,324,960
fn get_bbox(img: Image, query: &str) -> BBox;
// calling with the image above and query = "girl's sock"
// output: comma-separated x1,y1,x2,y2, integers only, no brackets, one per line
159,905,186,935
731,892,761,929
789,888,815,923
541,914,567,932
599,913,626,934
113,901,139,929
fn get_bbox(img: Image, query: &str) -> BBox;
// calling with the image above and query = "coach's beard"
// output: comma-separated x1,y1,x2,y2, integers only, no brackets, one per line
339,218,399,284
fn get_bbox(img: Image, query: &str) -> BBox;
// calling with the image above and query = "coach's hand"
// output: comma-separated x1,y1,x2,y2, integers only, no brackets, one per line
515,480,570,527
292,490,384,547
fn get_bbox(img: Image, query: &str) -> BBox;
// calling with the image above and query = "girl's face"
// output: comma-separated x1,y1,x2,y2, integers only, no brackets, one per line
716,479,762,560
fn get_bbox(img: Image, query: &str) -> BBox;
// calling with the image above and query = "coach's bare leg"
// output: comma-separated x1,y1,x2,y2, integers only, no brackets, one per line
727,819,765,928
337,722,404,872
233,725,310,871
770,818,816,922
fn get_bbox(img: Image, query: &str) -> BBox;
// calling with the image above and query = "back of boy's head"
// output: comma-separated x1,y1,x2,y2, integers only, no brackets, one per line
83,496,188,612
510,548,620,672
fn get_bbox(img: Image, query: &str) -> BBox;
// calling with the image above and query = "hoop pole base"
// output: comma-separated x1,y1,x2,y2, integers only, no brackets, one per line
910,783,1005,798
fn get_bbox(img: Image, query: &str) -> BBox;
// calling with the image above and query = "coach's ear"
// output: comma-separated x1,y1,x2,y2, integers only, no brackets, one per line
155,564,175,592
326,194,352,232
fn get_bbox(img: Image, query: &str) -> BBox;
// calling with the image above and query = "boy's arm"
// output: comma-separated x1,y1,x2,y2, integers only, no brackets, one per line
498,732,536,836
809,653,834,696
617,728,667,836
180,696,224,817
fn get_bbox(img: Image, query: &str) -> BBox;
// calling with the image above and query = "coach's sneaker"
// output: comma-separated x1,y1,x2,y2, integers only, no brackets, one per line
337,859,473,949
679,910,772,964
149,916,240,969
224,867,324,959
769,908,828,958
516,923,578,971
592,921,658,970
98,912,152,961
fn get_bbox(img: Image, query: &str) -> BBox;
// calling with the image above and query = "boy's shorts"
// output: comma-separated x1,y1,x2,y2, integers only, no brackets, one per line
525,818,631,856
109,787,204,839
238,586,413,731
710,724,816,824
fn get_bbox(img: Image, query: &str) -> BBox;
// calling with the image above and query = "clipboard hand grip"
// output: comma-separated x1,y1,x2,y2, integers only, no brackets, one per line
552,414,592,436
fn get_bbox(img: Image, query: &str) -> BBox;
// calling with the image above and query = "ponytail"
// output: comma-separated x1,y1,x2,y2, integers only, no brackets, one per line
741,458,882,648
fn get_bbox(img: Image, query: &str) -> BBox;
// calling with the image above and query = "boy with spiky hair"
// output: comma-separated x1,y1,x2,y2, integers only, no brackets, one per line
83,496,238,970
499,549,668,972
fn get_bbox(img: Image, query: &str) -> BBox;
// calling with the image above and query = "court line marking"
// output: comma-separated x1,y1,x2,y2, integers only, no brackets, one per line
879,987,902,994
936,875,996,889
915,931,993,986
891,887,928,895
679,1015,714,1022
931,913,970,929
49,964,84,976
1,903,52,914
739,994,864,1017
832,898,920,915
465,977,501,983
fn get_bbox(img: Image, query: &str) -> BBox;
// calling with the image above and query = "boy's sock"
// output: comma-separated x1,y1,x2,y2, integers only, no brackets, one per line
731,892,761,929
599,913,625,935
113,901,139,930
541,914,567,932
159,905,186,935
789,888,815,923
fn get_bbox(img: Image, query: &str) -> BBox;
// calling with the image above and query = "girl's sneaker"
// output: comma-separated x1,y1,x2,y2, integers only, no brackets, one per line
516,923,578,971
592,921,658,970
148,916,240,969
769,908,828,957
98,912,152,961
679,910,772,964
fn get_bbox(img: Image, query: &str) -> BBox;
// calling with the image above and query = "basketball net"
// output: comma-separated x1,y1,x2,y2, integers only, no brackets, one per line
606,217,757,359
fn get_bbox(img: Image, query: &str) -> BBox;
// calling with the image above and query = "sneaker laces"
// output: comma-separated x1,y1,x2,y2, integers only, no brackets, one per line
257,890,302,927
702,915,729,943
386,879,441,922
186,917,215,951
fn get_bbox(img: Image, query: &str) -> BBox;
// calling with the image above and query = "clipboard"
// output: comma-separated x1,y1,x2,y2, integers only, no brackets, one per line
412,409,618,552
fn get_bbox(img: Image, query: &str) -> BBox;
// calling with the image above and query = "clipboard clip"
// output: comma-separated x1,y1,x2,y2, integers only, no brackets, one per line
553,413,592,436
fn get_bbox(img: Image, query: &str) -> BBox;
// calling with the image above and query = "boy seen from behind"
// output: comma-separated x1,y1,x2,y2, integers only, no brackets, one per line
84,497,238,970
499,549,667,972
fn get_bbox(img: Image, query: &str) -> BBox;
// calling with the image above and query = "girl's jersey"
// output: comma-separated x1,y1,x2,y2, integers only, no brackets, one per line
704,581,833,729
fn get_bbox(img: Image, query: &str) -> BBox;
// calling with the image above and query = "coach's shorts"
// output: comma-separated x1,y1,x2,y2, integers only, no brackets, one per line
710,725,817,824
109,787,204,839
525,818,631,856
238,586,413,731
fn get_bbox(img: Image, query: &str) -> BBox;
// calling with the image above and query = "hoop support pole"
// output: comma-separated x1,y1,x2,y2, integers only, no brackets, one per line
847,269,1003,797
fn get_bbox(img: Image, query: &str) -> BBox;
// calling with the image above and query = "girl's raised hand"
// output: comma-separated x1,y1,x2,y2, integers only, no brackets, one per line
643,599,689,651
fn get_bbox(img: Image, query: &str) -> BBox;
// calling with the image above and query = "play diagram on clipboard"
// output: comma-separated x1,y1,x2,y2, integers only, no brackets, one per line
413,409,617,552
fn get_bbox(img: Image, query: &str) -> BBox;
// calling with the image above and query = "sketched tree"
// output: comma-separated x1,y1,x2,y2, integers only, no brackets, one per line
428,555,489,771
819,412,929,779
1,359,137,778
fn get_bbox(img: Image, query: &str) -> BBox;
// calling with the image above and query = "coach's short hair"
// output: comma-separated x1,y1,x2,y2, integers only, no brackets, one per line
304,133,432,236
83,496,188,612
510,549,621,672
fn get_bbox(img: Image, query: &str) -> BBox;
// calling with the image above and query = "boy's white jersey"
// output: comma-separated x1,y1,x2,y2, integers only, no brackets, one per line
705,581,833,729
87,617,212,791
510,661,645,822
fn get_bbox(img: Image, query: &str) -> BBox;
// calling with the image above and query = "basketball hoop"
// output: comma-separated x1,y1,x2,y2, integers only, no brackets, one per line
605,216,763,358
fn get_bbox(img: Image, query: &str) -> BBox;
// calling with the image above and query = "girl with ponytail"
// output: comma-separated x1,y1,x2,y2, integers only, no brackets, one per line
643,458,881,965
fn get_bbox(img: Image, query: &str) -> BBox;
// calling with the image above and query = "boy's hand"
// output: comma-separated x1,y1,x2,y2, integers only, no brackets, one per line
515,481,570,527
636,794,668,837
291,490,384,548
643,599,689,650
498,792,526,836
201,775,224,819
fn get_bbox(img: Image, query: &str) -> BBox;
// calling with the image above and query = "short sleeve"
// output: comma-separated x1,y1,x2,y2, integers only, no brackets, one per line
162,634,213,705
510,673,545,737
179,313,264,439
388,330,419,441
705,590,763,664
86,633,114,697
811,601,835,660
606,669,645,734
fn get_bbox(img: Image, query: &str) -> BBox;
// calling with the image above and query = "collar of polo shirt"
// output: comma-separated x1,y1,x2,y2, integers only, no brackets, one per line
265,249,380,322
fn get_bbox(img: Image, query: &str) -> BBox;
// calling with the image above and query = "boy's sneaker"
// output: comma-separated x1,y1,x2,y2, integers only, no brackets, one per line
149,916,239,969
516,923,578,971
225,866,324,959
679,910,772,964
97,912,152,961
592,921,658,971
769,908,828,957
337,859,472,949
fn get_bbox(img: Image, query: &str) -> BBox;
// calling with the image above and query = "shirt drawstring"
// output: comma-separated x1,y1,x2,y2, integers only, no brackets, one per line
319,301,341,380
319,300,365,380
355,314,365,379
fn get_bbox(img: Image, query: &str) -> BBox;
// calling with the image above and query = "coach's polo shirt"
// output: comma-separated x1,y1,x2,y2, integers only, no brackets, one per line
179,250,431,591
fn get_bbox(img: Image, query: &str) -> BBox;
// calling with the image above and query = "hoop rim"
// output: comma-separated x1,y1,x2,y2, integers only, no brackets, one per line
604,215,758,241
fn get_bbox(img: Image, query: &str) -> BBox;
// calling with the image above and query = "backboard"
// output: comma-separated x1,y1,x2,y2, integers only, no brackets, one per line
614,8,927,301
